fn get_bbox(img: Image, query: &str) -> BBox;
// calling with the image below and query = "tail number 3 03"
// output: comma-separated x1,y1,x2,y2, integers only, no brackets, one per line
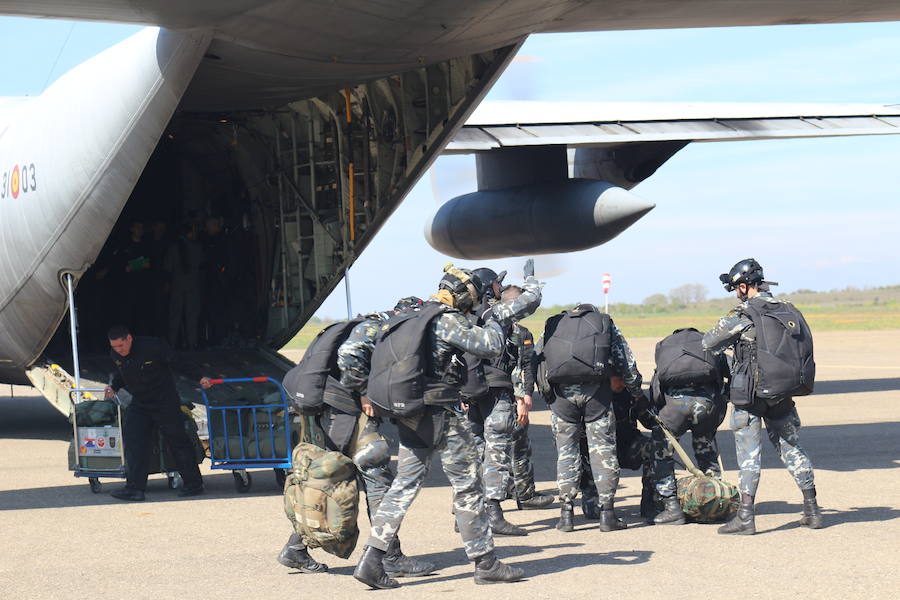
1,163,37,200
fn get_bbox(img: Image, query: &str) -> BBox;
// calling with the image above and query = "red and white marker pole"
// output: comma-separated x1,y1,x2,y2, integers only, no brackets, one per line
602,273,611,313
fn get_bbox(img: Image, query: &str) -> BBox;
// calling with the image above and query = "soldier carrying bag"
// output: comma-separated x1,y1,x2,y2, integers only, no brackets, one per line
542,304,611,384
367,302,447,418
283,318,363,415
742,298,815,401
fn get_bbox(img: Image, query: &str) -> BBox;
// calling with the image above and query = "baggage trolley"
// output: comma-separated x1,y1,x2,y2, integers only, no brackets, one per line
69,387,191,493
200,377,293,493
70,387,126,493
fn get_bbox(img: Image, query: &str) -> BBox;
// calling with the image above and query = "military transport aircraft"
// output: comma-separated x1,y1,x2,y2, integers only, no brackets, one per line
2,1,900,416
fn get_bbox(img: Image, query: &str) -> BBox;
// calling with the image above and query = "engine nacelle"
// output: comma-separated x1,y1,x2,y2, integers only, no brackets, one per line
424,179,655,259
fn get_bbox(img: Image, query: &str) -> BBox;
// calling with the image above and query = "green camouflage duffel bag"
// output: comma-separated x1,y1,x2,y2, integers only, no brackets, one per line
677,474,739,522
283,442,359,559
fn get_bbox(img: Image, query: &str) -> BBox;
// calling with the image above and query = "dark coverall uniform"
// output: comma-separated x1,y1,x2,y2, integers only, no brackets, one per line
110,337,202,492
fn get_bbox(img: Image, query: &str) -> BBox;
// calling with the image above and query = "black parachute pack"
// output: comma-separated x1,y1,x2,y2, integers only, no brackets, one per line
367,302,447,418
654,328,721,390
542,304,611,384
283,318,364,415
743,298,815,400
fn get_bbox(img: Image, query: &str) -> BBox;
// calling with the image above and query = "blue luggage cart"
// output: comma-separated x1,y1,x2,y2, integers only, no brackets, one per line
200,377,292,492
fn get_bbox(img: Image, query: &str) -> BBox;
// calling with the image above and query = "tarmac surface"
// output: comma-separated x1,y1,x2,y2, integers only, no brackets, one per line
1,330,898,599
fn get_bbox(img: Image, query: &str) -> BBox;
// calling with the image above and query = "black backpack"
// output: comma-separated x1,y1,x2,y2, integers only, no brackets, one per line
743,298,815,399
654,328,721,390
367,302,447,418
283,319,363,415
542,305,611,384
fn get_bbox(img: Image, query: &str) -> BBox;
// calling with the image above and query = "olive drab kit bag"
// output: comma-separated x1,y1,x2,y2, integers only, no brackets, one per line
542,305,611,384
283,438,360,559
283,318,363,415
743,298,815,400
367,302,446,418
656,419,739,522
654,328,721,389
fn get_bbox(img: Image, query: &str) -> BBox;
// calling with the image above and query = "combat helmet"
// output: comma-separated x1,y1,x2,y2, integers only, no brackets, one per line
719,258,765,292
394,296,424,312
438,264,480,312
471,267,507,301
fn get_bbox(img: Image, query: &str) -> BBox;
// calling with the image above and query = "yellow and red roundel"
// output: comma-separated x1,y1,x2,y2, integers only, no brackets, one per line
10,165,20,199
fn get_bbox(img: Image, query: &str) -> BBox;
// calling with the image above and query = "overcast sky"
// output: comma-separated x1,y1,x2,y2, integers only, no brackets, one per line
2,18,898,318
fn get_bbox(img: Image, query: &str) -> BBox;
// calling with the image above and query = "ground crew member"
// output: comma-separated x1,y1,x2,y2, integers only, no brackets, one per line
105,326,203,501
164,225,205,350
536,304,644,533
353,266,542,589
650,329,728,525
257,297,433,577
703,258,822,534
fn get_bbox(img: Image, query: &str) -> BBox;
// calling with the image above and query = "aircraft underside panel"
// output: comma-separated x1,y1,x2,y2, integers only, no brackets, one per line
169,41,522,349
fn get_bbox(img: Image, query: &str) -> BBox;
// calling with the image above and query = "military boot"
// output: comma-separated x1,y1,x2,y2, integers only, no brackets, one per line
473,551,525,585
799,487,823,529
581,495,601,520
718,496,756,535
353,546,400,589
383,538,436,577
654,497,686,525
277,533,328,573
486,500,528,536
639,485,658,525
598,500,627,532
516,492,554,510
556,501,575,532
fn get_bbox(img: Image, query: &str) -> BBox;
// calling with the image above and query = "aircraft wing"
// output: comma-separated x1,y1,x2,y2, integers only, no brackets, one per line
447,101,900,153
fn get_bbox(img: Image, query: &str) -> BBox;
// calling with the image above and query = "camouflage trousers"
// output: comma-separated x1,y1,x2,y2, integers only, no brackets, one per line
468,399,537,501
473,389,516,501
511,420,537,499
574,423,653,503
732,405,815,497
550,411,619,504
318,409,393,519
651,394,723,498
367,408,493,560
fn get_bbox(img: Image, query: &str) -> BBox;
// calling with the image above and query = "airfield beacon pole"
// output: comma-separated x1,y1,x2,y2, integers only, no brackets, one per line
66,273,81,395
602,273,611,314
344,269,353,319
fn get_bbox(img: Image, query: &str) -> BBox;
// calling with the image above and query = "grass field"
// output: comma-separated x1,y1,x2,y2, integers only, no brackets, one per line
283,285,900,350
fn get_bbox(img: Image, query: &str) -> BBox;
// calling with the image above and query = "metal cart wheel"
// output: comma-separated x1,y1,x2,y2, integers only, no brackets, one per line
167,473,183,490
89,478,102,494
233,470,252,493
274,468,287,488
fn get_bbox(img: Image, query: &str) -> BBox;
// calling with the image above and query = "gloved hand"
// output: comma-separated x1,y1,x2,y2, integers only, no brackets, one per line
523,258,534,278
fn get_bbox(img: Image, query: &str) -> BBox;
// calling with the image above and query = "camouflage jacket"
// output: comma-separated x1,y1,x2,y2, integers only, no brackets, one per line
337,311,390,395
429,276,543,389
702,291,781,355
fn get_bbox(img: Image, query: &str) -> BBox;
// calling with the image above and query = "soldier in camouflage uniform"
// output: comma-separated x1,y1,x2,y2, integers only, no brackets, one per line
702,259,822,535
649,351,728,525
465,282,553,536
353,266,543,589
553,378,656,522
276,297,434,577
535,307,644,533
